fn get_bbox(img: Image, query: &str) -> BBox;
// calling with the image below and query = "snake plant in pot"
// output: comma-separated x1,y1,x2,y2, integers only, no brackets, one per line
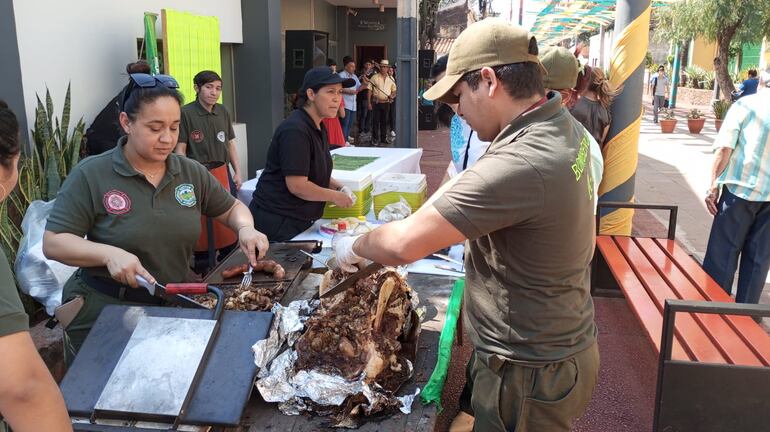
0,83,84,313
712,99,731,132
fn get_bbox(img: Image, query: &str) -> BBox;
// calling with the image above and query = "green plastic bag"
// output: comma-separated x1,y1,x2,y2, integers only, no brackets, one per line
420,278,464,410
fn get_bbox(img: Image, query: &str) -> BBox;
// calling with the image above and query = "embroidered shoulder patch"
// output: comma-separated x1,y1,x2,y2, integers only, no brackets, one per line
175,184,197,207
103,190,131,215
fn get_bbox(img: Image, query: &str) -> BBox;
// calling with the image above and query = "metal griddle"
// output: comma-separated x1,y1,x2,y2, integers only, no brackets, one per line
204,240,322,286
61,305,271,430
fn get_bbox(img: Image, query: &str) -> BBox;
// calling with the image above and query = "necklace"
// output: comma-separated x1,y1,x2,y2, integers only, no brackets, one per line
134,166,165,180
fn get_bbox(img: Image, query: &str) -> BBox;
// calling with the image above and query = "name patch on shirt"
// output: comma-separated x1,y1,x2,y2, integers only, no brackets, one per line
175,184,197,207
103,190,131,215
191,130,204,143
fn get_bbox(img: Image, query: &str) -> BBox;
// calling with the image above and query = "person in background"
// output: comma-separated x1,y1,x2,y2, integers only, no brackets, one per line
338,56,361,144
176,71,242,193
572,67,620,147
388,65,397,141
649,65,669,123
356,60,375,142
703,78,770,311
85,60,151,156
539,46,604,211
336,19,599,432
368,60,397,146
0,100,72,432
43,74,268,363
250,67,355,241
321,61,347,149
326,58,337,73
735,69,759,99
431,55,491,179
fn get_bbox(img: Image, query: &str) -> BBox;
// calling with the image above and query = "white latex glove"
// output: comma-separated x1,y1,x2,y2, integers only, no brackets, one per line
339,186,357,205
334,234,364,273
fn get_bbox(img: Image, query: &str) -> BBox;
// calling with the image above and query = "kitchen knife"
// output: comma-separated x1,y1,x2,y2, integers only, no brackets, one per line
320,261,384,298
135,275,209,298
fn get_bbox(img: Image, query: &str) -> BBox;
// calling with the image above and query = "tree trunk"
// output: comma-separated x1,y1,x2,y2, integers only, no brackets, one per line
419,0,440,50
715,35,735,99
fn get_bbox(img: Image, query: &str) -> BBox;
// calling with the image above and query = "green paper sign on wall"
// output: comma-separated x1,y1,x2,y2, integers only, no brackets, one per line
162,9,223,105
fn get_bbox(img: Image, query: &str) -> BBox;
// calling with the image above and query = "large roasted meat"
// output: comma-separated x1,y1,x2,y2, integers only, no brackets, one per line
295,268,414,388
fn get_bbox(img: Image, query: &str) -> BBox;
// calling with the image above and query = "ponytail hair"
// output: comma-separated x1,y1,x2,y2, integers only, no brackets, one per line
588,68,621,109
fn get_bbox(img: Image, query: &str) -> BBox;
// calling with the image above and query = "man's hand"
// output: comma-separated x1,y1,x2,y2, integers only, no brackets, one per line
103,248,154,288
334,235,365,272
332,191,354,208
238,226,269,266
705,187,720,216
232,173,243,191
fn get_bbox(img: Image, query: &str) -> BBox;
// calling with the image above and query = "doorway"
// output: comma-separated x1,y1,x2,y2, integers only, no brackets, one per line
355,45,386,69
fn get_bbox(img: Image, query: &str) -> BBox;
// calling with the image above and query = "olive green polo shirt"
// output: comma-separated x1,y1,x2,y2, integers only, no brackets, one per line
46,137,236,284
0,250,29,337
179,101,236,165
434,92,597,365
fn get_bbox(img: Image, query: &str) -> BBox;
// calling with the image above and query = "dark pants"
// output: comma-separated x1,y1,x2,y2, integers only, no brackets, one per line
250,204,313,242
372,102,390,144
357,103,371,134
466,344,599,432
389,98,396,132
652,95,666,122
703,187,770,304
341,109,355,141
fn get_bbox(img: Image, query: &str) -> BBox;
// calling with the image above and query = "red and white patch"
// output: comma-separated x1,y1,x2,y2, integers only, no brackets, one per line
190,130,204,143
103,190,131,215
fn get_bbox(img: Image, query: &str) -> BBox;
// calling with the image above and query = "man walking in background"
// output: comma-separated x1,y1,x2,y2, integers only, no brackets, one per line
649,65,669,123
704,78,770,310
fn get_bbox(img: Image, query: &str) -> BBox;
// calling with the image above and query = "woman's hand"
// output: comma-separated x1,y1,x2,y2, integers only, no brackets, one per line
102,248,154,288
238,226,269,267
332,191,355,208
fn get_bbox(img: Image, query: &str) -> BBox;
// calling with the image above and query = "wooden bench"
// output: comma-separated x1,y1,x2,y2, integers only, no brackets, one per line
593,202,770,432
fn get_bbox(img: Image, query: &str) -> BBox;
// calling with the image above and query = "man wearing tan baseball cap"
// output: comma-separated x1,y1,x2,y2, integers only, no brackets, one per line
334,18,599,431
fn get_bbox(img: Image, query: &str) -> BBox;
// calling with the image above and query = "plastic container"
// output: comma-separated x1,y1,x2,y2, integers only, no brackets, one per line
372,173,427,215
322,174,373,218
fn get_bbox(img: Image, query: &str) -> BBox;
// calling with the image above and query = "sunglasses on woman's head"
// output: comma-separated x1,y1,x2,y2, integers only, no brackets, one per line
121,73,180,111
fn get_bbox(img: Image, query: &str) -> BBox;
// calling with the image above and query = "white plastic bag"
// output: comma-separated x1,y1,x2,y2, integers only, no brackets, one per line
377,197,412,222
14,200,77,315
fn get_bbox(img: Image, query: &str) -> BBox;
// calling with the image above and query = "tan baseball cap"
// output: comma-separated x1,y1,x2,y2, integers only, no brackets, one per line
423,18,543,103
539,46,579,90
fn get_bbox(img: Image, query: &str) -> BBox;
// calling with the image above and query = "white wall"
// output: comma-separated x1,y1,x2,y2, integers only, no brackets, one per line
13,0,242,139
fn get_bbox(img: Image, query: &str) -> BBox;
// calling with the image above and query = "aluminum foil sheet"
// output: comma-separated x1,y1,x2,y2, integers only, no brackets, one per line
253,297,420,425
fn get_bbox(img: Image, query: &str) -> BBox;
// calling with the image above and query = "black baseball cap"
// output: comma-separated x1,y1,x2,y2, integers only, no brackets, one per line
300,66,355,94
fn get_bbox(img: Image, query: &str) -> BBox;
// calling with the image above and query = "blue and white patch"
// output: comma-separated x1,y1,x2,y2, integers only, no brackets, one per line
175,184,197,207
217,131,226,142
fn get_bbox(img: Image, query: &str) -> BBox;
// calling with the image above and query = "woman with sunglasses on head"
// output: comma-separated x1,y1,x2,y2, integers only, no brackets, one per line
249,66,356,241
42,74,269,364
0,100,72,432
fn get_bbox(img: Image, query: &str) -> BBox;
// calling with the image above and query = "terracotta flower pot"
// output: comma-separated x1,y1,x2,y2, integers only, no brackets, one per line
687,118,705,134
659,119,677,133
715,119,723,132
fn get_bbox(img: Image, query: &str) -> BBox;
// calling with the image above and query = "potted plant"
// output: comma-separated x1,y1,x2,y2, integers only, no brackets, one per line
712,99,731,132
686,109,706,134
659,109,677,133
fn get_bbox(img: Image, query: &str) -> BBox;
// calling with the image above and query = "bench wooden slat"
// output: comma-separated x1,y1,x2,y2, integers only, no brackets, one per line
637,238,763,366
655,239,770,365
613,236,727,363
595,236,690,360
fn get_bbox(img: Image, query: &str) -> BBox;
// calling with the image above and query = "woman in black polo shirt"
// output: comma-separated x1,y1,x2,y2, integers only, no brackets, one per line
250,67,356,241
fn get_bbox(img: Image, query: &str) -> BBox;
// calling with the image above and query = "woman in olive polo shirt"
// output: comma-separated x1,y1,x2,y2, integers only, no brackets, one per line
249,67,356,241
0,100,71,430
42,74,269,363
